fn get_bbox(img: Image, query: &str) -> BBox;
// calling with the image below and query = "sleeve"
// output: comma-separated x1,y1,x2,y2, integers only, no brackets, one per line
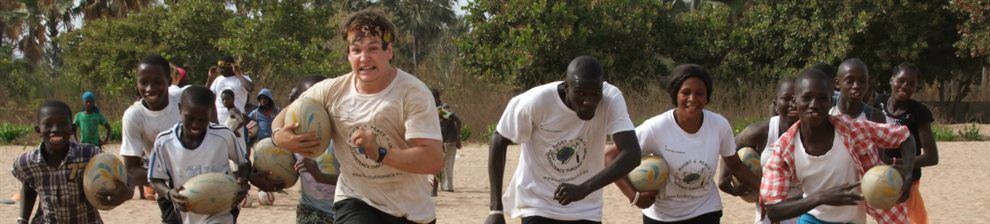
119,109,146,157
73,112,81,126
247,110,258,121
719,116,738,157
11,155,31,187
866,121,911,149
229,131,249,165
759,141,793,205
403,85,442,140
634,118,659,156
147,140,170,182
298,78,335,108
495,96,533,144
916,102,935,124
604,87,636,135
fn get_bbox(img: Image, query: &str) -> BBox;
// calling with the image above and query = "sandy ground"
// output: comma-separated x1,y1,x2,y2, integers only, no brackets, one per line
2,140,989,224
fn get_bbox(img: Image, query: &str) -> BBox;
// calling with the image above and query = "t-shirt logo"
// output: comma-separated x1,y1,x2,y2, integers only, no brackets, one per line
345,124,394,170
674,160,713,190
545,139,588,173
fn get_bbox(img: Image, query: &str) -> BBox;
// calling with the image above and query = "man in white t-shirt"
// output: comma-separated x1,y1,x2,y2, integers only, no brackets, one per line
761,69,916,224
207,55,254,127
830,58,884,122
149,86,251,224
272,9,443,224
120,55,183,224
484,56,641,224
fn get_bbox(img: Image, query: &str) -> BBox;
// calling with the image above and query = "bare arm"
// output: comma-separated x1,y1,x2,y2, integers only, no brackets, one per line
101,122,112,146
484,132,513,224
723,154,760,190
232,66,254,93
895,135,917,183
19,183,36,223
557,131,641,205
362,136,443,174
766,182,862,222
123,156,148,187
914,122,938,168
719,121,769,195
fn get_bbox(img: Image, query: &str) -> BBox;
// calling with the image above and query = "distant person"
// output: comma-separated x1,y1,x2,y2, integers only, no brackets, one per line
148,85,251,224
14,101,131,223
432,88,462,195
168,64,189,97
831,58,884,122
221,89,248,139
120,54,182,223
287,75,340,224
208,55,253,141
877,62,939,224
74,91,112,148
486,56,641,224
247,88,279,146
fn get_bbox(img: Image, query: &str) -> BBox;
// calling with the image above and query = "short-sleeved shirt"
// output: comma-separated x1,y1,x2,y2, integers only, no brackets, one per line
636,109,736,222
295,145,339,216
761,116,910,223
496,81,635,222
120,95,182,160
438,104,459,143
12,143,103,223
148,123,248,224
74,111,109,146
299,69,442,223
210,75,252,124
248,107,280,140
879,98,933,182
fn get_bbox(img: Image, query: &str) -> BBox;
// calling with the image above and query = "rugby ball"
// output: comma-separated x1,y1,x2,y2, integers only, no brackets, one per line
628,154,670,192
284,97,333,158
251,137,298,189
733,147,762,203
861,165,904,209
82,153,129,210
257,191,276,206
180,173,241,215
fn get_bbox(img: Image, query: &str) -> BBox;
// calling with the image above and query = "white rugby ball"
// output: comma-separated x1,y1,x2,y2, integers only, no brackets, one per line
252,137,298,189
82,153,129,210
180,173,241,215
284,97,333,158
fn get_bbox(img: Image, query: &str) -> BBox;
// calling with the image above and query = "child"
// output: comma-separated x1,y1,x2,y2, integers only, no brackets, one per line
74,91,112,148
13,100,131,223
221,89,248,139
286,75,339,223
247,88,279,145
148,85,251,224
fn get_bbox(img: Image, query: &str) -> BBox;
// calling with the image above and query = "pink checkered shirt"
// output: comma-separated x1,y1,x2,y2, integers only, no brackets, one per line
759,116,910,224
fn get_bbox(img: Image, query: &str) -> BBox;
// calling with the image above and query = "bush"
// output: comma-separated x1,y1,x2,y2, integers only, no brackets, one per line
109,120,123,144
932,124,957,141
484,122,498,142
957,124,984,141
0,123,32,144
460,125,472,142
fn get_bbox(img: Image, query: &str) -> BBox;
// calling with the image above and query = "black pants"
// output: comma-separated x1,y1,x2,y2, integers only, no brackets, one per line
522,216,601,224
156,196,180,224
643,211,721,224
333,198,435,224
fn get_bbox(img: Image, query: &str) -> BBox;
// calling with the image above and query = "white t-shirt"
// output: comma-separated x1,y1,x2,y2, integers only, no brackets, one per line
496,81,635,221
120,95,182,159
224,108,244,132
299,69,442,223
210,75,252,124
792,131,866,224
148,123,248,224
756,116,800,224
637,109,735,222
168,85,188,98
829,106,868,121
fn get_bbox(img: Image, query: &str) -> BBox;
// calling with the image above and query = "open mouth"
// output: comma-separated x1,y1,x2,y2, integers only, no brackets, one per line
358,65,377,73
49,135,66,144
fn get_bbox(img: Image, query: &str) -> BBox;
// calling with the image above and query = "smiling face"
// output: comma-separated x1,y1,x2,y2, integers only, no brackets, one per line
837,61,870,103
676,77,709,116
775,80,798,121
347,36,394,84
890,69,918,101
36,105,74,151
796,76,833,127
179,103,211,139
137,64,170,109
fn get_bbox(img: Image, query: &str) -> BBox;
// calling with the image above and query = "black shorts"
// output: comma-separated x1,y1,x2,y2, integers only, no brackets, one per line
642,210,722,224
521,216,601,224
156,196,180,224
333,198,435,224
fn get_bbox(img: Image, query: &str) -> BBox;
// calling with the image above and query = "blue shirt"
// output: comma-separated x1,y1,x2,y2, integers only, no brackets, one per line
248,107,280,140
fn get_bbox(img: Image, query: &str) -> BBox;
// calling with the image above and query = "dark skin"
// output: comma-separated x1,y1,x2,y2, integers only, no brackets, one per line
222,93,248,138
835,62,885,122
124,63,171,192
206,61,254,93
718,80,798,196
149,103,257,212
21,107,131,222
884,69,938,168
485,74,642,224
765,75,916,222
73,99,113,146
286,83,338,186
606,77,759,209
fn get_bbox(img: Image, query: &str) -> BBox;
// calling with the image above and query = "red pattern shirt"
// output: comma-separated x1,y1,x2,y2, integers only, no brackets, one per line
760,116,910,224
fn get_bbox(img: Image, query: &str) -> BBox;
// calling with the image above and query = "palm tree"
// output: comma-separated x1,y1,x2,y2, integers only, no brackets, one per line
0,0,28,49
79,0,154,21
378,0,457,71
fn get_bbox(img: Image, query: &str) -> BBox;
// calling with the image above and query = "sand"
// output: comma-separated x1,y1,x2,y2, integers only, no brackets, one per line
2,140,988,223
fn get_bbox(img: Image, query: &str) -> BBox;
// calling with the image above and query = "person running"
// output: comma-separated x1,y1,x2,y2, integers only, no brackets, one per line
761,69,916,224
486,56,642,224
717,77,801,224
876,62,939,224
608,64,759,224
272,9,443,224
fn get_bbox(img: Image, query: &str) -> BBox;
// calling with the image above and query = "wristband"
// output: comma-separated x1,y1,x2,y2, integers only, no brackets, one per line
375,147,387,163
271,128,282,148
630,192,641,206
488,210,503,215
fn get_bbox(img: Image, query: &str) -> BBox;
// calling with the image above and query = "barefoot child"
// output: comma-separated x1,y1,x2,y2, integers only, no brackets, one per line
14,101,131,223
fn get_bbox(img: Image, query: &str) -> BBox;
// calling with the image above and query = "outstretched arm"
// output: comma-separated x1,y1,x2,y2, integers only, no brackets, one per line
766,182,862,222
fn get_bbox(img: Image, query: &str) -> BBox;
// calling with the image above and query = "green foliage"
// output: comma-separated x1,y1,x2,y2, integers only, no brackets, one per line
159,0,232,83
484,122,498,142
951,0,990,60
732,116,763,135
0,123,32,143
957,124,984,141
460,125,472,141
109,119,123,143
932,124,958,141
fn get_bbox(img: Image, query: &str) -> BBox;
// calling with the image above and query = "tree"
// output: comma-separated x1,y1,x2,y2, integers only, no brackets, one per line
378,0,457,71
